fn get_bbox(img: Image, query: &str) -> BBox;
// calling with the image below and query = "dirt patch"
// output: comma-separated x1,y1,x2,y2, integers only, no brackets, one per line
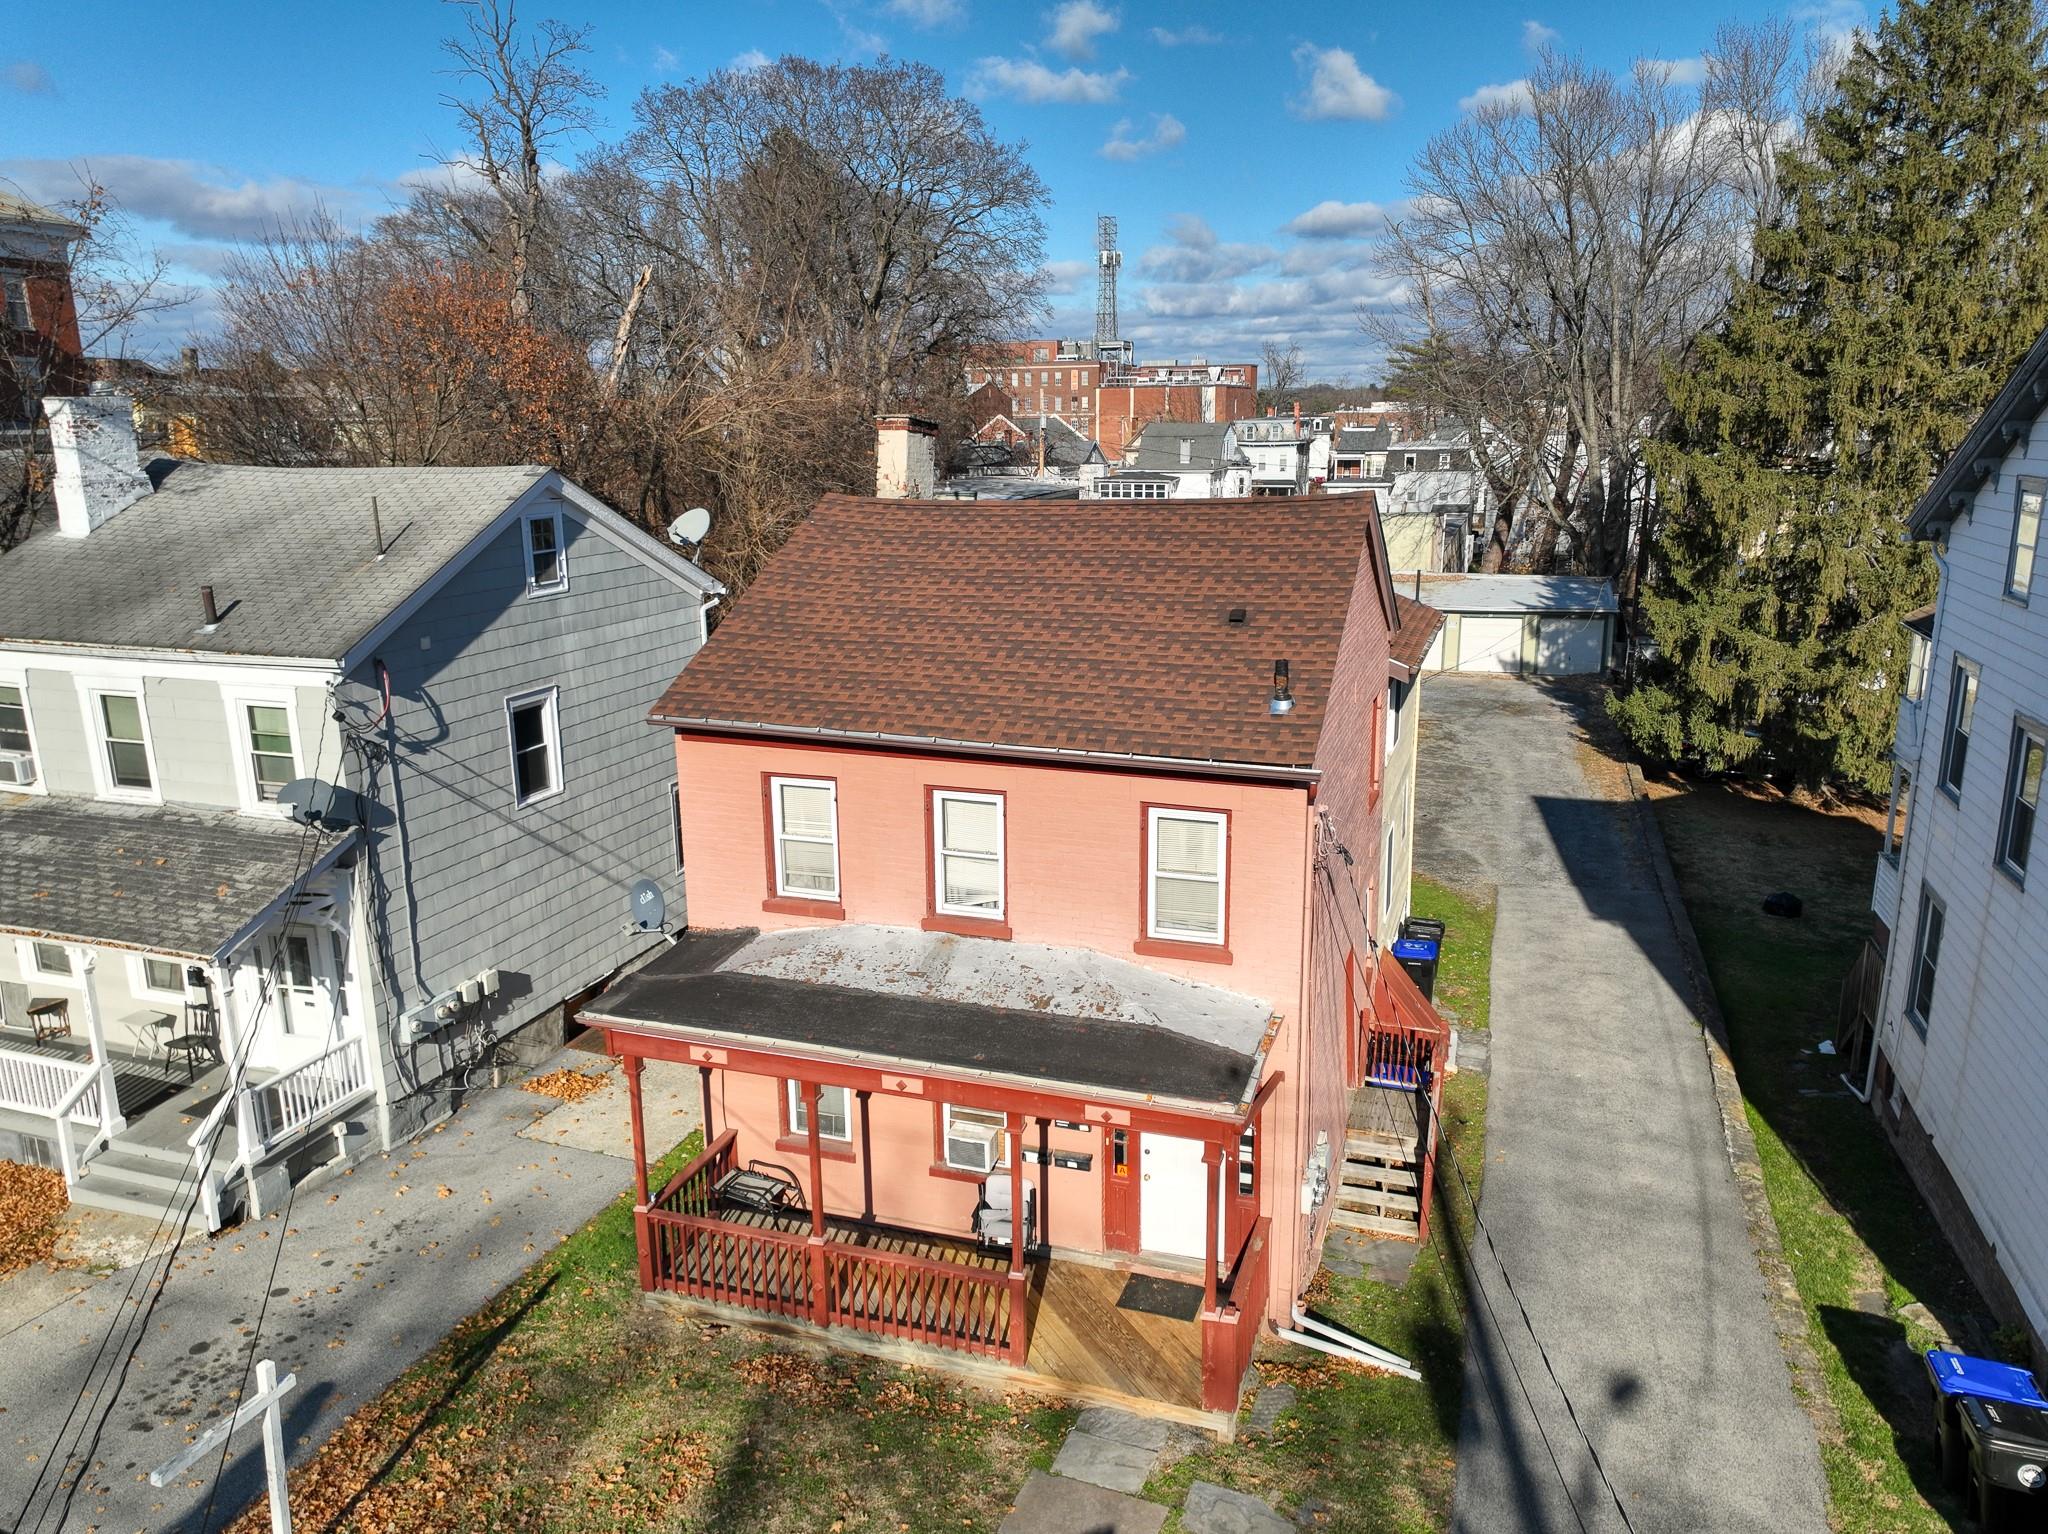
521,1068,612,1106
0,1161,69,1279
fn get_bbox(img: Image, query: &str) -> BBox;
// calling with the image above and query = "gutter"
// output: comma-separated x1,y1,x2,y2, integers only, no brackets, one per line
648,716,1322,785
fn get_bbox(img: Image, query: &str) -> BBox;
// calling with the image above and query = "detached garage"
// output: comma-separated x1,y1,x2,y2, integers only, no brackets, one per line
1416,575,1618,677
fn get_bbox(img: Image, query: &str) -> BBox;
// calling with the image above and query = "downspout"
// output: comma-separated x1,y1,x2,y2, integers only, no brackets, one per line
1277,1304,1419,1378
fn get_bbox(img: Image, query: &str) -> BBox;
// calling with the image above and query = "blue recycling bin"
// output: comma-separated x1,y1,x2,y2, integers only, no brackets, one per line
1925,1350,2048,1528
1391,935,1440,1003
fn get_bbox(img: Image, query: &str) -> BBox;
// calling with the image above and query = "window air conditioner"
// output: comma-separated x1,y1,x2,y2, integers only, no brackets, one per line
0,750,36,787
948,1120,1001,1174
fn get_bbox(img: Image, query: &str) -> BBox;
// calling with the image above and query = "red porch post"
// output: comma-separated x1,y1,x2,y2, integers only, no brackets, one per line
624,1052,653,1291
804,1080,830,1326
698,1064,714,1141
1201,1138,1223,1315
1007,1109,1028,1364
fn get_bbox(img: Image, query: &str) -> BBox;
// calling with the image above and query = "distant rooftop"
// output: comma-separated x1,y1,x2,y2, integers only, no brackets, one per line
1417,574,1618,615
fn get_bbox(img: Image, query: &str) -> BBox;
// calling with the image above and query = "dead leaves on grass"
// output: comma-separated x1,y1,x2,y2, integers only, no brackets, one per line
0,1161,68,1279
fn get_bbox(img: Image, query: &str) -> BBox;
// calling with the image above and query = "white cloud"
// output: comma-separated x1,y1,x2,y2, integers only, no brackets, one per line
1459,79,1533,114
969,56,1130,104
1041,259,1093,294
0,155,373,242
1647,56,1707,85
1139,214,1275,283
1047,1,1119,60
1794,0,1866,43
4,60,52,94
729,48,771,71
1100,112,1185,161
1150,24,1222,46
653,44,680,71
1522,19,1560,52
886,0,963,23
1284,199,1392,240
1289,45,1397,122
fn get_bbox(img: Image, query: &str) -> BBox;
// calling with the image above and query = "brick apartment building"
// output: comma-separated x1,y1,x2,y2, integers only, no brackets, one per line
968,341,1259,461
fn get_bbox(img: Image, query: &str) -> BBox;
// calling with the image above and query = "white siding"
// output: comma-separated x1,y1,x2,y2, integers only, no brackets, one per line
1879,447,2048,1339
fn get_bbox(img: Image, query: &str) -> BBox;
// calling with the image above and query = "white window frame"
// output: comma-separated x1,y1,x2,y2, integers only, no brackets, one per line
20,938,83,989
941,1102,1010,1171
1907,884,1945,1036
770,775,840,901
2009,477,2043,602
503,687,564,808
221,685,304,816
1997,719,2046,884
129,953,192,1004
787,1081,852,1142
0,667,46,795
1146,806,1228,946
931,789,1005,922
521,508,569,596
77,680,162,804
1939,658,1979,797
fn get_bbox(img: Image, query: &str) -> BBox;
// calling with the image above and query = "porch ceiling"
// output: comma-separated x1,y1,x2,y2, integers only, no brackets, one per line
588,927,1265,1111
0,795,345,961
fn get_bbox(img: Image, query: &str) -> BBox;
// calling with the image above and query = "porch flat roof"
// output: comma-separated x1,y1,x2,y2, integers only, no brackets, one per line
586,928,1266,1113
0,795,343,961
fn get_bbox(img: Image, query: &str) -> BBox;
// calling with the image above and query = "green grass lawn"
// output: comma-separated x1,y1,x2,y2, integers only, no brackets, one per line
1651,780,1986,1534
1410,875,1495,1030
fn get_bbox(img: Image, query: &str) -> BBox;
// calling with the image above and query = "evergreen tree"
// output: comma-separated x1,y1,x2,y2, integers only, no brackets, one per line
1614,0,2048,790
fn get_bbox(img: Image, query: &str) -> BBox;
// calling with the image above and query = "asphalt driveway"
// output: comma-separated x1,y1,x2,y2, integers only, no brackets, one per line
0,1049,676,1533
1417,676,1827,1534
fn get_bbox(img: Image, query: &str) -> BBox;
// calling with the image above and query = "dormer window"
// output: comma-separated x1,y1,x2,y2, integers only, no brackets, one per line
1179,438,1192,465
523,510,567,595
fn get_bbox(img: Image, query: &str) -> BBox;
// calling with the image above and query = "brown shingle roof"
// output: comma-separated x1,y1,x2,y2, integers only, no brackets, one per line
652,493,1387,772
1390,594,1444,672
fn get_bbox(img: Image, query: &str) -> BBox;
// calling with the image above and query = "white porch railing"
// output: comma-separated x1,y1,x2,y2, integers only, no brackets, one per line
249,1035,372,1154
0,1043,102,1125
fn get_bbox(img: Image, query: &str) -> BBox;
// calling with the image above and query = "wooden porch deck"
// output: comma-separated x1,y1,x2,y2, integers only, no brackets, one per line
1348,1081,1426,1146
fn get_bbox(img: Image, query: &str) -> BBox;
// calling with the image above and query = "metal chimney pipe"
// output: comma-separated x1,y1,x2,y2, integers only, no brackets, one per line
200,586,221,627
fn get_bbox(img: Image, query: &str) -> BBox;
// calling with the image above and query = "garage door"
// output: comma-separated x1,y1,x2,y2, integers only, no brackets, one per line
1458,615,1525,673
1535,616,1607,675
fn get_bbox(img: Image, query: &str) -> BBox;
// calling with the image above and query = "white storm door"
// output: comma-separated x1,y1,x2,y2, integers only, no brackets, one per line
1139,1132,1213,1259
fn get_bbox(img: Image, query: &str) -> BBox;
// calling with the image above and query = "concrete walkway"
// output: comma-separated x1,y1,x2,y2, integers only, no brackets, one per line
1417,677,1827,1534
0,1050,658,1533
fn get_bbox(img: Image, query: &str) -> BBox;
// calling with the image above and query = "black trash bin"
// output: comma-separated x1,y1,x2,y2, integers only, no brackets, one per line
1925,1350,2048,1529
1391,934,1441,1003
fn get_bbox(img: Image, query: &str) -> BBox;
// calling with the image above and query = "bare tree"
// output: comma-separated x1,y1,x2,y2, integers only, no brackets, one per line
1259,340,1305,411
437,0,602,318
1371,25,1804,586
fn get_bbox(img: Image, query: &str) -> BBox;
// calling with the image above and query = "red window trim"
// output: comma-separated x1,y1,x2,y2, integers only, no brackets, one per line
776,1078,857,1163
1135,801,1234,965
922,784,1013,940
760,770,845,920
928,1100,1011,1182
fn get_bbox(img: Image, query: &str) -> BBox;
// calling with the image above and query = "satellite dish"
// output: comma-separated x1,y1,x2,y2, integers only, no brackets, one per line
628,878,667,933
667,507,712,547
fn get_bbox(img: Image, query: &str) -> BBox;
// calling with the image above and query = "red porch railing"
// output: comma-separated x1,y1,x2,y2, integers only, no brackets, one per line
638,1127,1025,1360
1366,957,1452,1244
1201,1214,1272,1411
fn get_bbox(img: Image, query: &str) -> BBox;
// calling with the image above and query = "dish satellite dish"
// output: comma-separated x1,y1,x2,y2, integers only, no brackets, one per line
629,878,667,933
667,507,712,548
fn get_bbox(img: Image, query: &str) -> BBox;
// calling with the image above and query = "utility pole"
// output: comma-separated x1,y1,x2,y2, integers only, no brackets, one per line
150,1358,298,1534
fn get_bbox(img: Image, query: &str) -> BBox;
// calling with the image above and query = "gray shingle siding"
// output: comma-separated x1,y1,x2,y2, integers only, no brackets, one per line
336,497,706,1135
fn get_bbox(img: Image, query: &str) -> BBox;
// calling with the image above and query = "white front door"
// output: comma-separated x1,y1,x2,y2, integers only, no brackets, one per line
1139,1133,1212,1259
268,924,336,1039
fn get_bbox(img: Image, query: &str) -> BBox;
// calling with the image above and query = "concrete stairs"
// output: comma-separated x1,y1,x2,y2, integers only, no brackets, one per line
69,1137,200,1221
1330,1127,1423,1239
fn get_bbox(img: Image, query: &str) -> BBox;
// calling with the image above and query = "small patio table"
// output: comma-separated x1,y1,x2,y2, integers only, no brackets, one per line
26,996,71,1043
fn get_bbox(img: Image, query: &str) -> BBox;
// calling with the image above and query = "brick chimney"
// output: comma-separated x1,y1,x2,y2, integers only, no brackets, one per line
42,395,152,538
875,415,939,499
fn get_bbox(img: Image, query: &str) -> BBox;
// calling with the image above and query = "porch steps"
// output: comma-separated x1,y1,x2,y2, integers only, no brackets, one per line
1335,1127,1424,1240
1328,1208,1422,1237
69,1141,199,1222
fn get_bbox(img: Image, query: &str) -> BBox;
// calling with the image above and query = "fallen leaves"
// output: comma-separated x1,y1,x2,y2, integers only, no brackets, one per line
520,1068,610,1105
0,1161,68,1280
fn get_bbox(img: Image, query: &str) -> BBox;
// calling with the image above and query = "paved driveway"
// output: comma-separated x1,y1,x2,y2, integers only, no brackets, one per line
0,1049,681,1534
1417,677,1827,1534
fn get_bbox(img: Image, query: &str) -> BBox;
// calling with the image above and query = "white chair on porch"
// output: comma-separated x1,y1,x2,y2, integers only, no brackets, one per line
973,1175,1036,1253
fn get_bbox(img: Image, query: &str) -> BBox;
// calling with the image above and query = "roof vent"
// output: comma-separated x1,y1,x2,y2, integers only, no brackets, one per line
1227,606,1247,626
1269,659,1294,716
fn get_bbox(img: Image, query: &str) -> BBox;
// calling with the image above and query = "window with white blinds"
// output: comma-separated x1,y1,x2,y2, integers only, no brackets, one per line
933,790,1004,919
1147,807,1227,943
771,777,840,899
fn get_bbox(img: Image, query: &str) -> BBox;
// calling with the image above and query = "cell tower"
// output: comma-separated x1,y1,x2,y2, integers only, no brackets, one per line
1095,214,1121,356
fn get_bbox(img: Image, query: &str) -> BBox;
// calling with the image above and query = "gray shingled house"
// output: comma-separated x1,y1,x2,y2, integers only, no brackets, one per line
0,394,721,1225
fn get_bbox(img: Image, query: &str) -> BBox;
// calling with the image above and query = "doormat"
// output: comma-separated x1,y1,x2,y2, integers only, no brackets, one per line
1116,1272,1204,1322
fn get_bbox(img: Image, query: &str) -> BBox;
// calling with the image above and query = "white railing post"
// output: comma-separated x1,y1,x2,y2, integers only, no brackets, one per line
78,952,126,1138
212,963,264,1167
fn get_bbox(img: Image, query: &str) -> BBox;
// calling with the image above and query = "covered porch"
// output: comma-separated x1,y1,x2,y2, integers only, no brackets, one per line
589,926,1282,1428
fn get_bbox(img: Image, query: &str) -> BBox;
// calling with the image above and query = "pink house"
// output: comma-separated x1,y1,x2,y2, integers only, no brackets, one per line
586,485,1446,1429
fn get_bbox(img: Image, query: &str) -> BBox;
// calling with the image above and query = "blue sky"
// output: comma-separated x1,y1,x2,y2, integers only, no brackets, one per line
1,0,1865,379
